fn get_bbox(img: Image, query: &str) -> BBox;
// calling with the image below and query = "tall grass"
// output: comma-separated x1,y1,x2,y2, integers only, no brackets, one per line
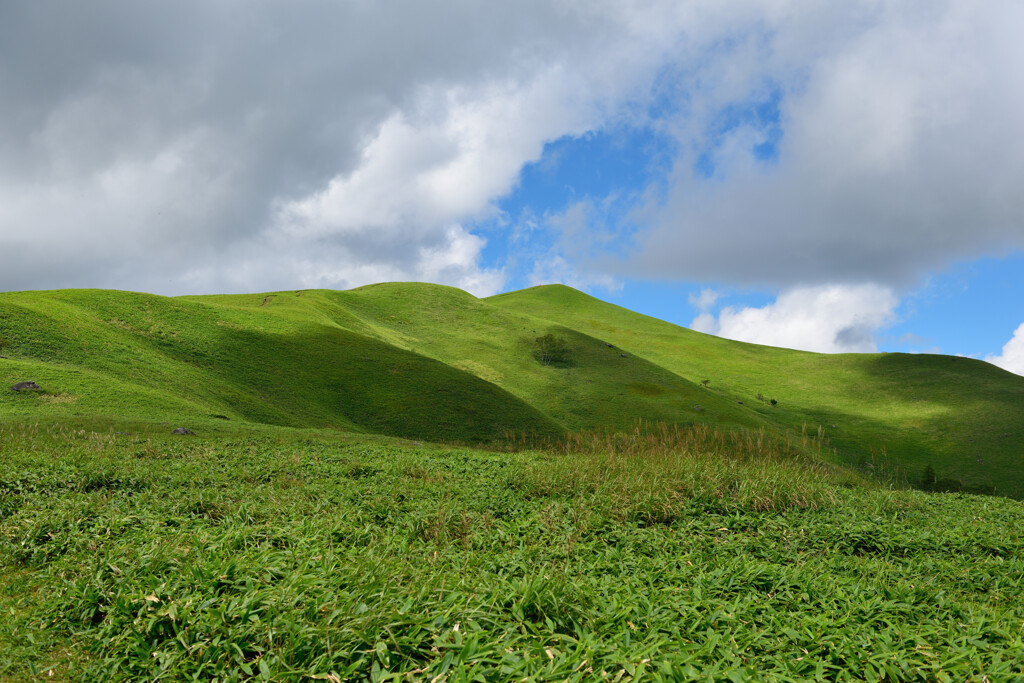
519,421,850,522
4,424,1024,679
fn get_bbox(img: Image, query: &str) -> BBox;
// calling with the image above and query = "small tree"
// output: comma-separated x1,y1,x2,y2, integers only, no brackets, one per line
919,464,937,491
534,334,571,366
700,379,711,388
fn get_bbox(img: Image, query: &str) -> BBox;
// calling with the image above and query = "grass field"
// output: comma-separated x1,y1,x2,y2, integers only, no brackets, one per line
2,421,1023,680
2,283,1023,677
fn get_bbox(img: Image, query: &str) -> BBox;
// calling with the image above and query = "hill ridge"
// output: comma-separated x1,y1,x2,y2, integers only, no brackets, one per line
2,283,1022,495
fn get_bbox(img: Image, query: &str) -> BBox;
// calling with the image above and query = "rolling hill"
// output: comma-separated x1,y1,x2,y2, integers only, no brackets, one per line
1,283,1022,495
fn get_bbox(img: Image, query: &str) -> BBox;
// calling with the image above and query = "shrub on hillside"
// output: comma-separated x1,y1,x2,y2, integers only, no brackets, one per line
919,465,937,491
534,334,572,367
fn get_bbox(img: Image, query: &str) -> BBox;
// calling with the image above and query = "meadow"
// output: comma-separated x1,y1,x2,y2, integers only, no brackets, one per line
2,420,1023,680
2,284,1024,679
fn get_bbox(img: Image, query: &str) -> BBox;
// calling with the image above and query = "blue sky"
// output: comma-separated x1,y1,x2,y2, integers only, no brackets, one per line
481,124,1024,363
1,1,1022,373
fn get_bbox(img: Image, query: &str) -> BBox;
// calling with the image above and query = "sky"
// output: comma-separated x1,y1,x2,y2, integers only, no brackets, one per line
1,1,1023,374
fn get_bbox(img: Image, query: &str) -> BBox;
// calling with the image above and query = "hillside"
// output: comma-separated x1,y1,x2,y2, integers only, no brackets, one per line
0,289,561,443
2,283,1023,495
490,285,1024,496
3,283,1024,678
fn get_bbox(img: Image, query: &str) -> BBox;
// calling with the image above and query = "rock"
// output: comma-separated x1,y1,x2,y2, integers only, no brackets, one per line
11,381,40,392
620,353,628,358
171,427,195,435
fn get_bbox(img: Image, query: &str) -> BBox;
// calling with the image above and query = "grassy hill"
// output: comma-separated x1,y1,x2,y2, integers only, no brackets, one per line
0,288,561,443
2,283,1023,495
3,285,1024,679
489,285,1024,496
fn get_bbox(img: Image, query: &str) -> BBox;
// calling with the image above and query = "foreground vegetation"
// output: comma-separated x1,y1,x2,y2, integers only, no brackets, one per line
3,421,1022,680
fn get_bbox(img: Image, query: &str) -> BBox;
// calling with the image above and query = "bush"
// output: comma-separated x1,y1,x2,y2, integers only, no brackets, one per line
919,465,937,491
534,334,572,367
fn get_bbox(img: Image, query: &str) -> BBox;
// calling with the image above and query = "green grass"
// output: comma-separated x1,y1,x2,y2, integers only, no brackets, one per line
2,422,1023,680
3,282,1024,494
489,285,1024,496
4,283,1023,678
0,288,562,443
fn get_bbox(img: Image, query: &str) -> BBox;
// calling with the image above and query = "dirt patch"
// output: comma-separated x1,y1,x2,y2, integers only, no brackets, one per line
38,393,78,404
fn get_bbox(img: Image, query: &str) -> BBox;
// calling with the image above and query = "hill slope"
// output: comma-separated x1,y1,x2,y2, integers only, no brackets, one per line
0,289,562,443
2,283,1023,495
489,285,1024,494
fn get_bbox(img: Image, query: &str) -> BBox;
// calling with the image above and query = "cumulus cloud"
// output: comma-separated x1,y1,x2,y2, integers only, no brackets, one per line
689,288,721,313
985,323,1024,376
1,0,1021,303
690,284,899,353
0,1,686,295
631,0,1024,288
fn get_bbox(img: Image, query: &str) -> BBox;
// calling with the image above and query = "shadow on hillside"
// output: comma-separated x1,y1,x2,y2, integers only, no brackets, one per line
205,323,564,444
796,353,1024,498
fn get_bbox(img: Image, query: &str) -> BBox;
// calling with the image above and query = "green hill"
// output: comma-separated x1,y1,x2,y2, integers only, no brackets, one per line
3,284,1024,679
0,288,561,443
489,285,1024,496
2,283,1023,495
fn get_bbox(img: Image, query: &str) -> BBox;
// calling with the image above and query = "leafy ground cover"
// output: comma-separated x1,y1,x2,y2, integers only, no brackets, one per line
2,421,1022,680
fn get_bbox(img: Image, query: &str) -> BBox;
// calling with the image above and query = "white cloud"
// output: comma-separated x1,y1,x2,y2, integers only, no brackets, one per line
274,70,604,246
689,288,721,313
0,1,690,295
166,222,505,298
985,323,1024,376
632,0,1024,288
690,284,899,353
1,1,1022,300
